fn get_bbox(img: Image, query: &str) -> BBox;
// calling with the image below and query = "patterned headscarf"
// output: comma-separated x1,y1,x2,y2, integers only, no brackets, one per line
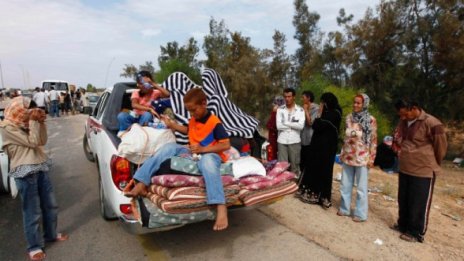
4,96,31,129
352,93,372,146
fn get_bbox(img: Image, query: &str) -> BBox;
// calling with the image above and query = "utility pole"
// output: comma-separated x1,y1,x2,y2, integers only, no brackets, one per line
0,60,5,89
104,57,115,87
19,64,26,89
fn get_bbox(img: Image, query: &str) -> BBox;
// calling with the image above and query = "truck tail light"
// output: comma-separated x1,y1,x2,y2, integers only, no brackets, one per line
120,204,132,215
110,155,131,191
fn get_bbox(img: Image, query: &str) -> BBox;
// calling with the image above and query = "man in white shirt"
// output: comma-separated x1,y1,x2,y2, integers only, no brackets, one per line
48,87,60,117
276,88,305,175
32,87,49,112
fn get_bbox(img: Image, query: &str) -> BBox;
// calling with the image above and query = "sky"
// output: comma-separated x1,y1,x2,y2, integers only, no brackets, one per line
0,0,379,89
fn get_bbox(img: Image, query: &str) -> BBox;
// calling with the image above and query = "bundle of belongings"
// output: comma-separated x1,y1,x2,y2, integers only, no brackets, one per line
118,69,297,229
133,157,297,229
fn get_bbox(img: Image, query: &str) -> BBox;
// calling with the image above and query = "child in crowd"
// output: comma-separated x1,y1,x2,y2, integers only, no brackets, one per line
125,88,231,231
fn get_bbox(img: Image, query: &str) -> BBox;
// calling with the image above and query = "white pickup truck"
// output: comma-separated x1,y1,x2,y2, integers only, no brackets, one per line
83,72,295,234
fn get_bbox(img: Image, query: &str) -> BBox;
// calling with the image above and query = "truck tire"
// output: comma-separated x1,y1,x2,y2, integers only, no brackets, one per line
83,135,95,162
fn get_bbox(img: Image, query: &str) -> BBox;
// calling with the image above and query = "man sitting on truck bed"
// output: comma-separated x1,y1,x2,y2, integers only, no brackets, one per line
125,88,231,231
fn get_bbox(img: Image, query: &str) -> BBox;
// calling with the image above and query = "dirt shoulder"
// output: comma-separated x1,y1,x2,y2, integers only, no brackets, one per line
259,162,464,260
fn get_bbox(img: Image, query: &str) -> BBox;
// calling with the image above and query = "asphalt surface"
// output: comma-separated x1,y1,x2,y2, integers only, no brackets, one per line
0,114,337,260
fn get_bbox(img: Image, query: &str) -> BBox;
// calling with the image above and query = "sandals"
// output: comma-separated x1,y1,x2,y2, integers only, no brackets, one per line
55,233,69,241
28,249,46,261
390,223,405,233
352,216,366,222
299,191,319,204
45,232,69,242
321,198,332,209
399,233,423,243
294,188,304,199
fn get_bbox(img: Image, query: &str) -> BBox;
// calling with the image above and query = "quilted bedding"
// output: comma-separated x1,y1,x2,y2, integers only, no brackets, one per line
170,156,233,175
147,184,241,214
139,197,216,229
136,160,297,227
151,174,237,188
238,181,298,206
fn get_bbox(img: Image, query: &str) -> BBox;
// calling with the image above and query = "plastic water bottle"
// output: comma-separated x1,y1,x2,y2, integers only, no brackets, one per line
140,78,152,89
148,119,166,129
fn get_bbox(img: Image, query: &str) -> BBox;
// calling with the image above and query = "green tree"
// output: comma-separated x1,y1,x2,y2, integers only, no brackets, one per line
158,38,200,70
120,62,155,80
268,30,292,90
292,0,323,82
203,18,231,76
321,9,353,86
221,32,273,122
339,0,464,121
120,64,137,79
86,83,96,93
156,58,201,84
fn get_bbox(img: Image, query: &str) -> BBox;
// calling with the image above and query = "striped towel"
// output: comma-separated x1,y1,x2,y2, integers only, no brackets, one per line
162,68,259,144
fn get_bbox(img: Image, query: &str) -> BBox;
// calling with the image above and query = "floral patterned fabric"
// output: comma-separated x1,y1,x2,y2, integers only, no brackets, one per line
267,161,290,177
151,174,236,188
241,171,296,190
139,197,216,229
340,114,377,166
148,184,240,201
170,156,233,175
147,191,240,214
238,175,272,186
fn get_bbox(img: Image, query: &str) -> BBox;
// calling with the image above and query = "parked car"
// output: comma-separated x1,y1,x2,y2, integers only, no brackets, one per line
82,93,99,114
0,133,17,198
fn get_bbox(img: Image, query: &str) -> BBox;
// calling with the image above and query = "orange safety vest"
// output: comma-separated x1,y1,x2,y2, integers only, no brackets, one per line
188,114,228,162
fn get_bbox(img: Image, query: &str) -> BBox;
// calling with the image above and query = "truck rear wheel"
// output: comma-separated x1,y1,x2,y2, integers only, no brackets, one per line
97,159,117,220
83,134,95,162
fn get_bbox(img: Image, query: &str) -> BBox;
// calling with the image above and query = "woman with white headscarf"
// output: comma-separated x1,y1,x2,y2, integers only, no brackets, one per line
0,96,68,260
338,93,377,222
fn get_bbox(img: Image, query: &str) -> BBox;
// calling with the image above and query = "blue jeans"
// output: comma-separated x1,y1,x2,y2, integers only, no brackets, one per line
50,100,60,117
117,111,153,131
339,164,369,220
15,172,58,252
133,142,225,204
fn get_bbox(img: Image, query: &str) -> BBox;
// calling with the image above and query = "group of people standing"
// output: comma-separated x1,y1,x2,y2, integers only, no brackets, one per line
33,87,85,118
267,89,447,243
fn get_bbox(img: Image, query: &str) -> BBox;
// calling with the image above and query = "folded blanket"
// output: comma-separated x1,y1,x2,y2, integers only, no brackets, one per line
170,156,233,175
148,184,241,201
147,184,241,214
238,181,298,206
139,197,216,229
151,174,237,188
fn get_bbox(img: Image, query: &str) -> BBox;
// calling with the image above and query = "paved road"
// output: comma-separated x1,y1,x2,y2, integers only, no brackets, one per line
0,114,337,261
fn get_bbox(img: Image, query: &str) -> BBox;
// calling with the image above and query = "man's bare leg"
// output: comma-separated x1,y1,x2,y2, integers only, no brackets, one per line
124,182,148,197
213,204,228,231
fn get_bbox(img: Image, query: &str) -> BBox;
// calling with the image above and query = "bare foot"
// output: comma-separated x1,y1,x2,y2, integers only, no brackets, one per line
124,182,148,197
213,204,228,231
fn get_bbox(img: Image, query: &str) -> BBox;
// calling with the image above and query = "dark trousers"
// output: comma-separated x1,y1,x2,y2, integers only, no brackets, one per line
397,172,435,241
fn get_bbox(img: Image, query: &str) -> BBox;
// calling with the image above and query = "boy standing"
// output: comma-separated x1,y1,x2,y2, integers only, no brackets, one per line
125,88,231,231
